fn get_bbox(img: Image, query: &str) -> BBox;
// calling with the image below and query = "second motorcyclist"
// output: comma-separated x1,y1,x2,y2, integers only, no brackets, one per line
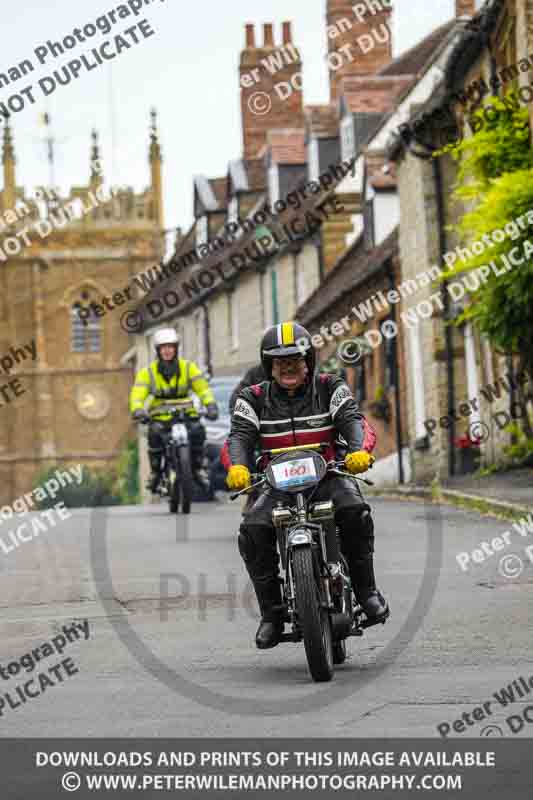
129,328,219,493
226,322,389,649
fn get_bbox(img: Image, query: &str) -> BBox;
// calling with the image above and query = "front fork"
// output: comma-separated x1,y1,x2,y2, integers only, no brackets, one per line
282,532,334,631
164,440,186,487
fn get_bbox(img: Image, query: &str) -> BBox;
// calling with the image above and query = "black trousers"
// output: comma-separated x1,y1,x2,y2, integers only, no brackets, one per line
148,418,206,472
238,475,377,618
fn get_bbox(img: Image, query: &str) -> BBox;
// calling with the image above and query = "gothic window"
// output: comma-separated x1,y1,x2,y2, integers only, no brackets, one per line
71,303,101,353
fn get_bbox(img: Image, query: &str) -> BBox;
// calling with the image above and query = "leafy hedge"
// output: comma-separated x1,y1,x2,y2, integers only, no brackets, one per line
32,438,140,509
32,465,121,510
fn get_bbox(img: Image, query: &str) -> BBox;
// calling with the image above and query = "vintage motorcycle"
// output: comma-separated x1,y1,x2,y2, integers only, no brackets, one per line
143,402,208,514
231,443,385,682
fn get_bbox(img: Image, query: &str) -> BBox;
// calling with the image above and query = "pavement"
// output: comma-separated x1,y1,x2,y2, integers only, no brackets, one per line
0,495,532,738
367,467,532,522
443,467,533,510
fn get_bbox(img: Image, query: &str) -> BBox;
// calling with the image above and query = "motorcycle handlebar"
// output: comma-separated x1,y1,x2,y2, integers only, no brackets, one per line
138,407,209,424
229,460,374,500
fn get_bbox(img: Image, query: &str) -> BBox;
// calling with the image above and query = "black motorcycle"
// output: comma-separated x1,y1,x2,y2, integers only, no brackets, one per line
143,404,207,514
231,443,384,683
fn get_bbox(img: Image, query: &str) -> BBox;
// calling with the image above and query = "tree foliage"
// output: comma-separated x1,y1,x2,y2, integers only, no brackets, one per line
440,94,533,406
438,93,533,193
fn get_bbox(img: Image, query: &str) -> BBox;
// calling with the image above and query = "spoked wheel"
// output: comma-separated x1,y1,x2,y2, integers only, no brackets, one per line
176,447,194,514
292,547,334,682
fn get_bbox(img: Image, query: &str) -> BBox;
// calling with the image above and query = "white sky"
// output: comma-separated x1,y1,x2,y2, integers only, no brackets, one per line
1,0,469,235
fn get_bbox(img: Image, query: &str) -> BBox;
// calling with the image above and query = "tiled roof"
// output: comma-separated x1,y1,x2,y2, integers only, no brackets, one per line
297,228,399,327
174,221,196,257
136,154,360,326
341,76,414,114
379,19,457,78
227,158,266,195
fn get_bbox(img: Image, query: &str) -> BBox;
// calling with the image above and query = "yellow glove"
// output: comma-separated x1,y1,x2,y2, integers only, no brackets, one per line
226,465,251,491
345,451,375,475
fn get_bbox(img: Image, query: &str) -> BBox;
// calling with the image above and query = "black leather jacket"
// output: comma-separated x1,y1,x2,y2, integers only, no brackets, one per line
228,372,367,470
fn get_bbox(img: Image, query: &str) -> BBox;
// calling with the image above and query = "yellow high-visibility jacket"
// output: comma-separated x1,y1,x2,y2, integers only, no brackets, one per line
129,358,215,421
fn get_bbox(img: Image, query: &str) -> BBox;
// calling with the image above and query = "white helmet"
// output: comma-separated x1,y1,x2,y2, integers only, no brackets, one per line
153,328,179,349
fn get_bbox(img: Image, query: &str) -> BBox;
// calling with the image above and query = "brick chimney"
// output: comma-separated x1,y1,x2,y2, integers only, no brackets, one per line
456,0,476,16
327,0,393,101
240,22,304,160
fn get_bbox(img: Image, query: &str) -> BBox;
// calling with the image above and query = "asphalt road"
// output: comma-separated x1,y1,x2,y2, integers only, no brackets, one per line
0,495,532,738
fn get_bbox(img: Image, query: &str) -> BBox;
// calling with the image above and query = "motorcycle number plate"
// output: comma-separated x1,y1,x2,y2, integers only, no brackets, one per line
271,457,317,489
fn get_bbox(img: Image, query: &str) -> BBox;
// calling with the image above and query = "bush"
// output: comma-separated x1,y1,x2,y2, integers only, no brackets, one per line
503,422,533,467
113,438,140,504
32,464,122,510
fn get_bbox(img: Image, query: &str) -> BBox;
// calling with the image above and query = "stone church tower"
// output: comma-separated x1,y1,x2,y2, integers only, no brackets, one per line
0,111,164,504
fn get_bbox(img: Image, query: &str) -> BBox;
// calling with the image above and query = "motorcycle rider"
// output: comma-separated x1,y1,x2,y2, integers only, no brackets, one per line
130,328,219,493
226,322,389,649
229,363,267,414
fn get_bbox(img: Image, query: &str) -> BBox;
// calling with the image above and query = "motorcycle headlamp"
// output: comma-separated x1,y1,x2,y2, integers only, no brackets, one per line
288,528,313,546
171,423,188,444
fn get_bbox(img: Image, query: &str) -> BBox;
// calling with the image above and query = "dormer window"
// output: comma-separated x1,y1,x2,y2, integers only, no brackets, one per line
268,165,280,205
196,214,208,247
341,115,355,162
227,196,239,225
308,138,320,182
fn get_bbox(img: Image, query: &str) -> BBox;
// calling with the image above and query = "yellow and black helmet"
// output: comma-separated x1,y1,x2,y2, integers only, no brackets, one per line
260,322,315,378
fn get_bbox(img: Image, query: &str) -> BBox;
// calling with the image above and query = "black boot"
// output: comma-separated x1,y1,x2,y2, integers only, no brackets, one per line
253,578,284,649
238,525,284,648
350,555,389,622
360,588,389,620
147,448,163,493
256,618,283,649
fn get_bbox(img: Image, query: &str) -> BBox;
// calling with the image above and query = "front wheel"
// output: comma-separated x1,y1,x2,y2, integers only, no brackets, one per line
169,469,180,514
176,446,194,514
292,547,334,682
